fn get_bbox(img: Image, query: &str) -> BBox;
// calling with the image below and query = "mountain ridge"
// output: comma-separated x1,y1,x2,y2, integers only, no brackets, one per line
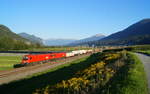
0,25,29,42
44,39,77,46
0,25,33,50
18,32,43,44
96,19,150,45
68,34,105,46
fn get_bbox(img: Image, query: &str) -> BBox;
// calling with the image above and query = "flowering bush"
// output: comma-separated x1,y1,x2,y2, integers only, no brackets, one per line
34,52,125,94
104,53,121,61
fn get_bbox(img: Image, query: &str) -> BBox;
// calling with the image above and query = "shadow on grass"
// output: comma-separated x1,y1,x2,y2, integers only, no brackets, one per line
0,53,100,94
99,61,129,94
136,52,150,56
98,53,148,94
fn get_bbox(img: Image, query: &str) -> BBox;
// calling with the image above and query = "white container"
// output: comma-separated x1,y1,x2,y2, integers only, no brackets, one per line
66,52,74,57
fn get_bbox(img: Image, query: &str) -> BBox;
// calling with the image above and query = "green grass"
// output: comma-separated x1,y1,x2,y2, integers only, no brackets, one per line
137,50,150,55
132,45,150,51
0,56,22,71
102,52,148,94
15,46,91,51
0,53,99,94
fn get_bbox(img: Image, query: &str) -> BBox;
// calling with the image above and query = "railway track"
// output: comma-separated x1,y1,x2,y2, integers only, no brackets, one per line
0,53,91,85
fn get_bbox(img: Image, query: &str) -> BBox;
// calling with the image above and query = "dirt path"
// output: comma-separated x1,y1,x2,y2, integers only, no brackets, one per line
0,53,91,85
135,53,150,91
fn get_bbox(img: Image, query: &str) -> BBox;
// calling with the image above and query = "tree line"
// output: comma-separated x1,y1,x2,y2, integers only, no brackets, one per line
0,36,42,51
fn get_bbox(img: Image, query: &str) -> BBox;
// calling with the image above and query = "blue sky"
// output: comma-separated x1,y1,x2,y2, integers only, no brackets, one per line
0,0,150,39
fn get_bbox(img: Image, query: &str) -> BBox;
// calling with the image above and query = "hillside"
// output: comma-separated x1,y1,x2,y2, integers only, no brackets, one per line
0,25,32,50
0,25,29,42
19,33,43,44
93,19,150,46
68,34,105,46
44,39,77,46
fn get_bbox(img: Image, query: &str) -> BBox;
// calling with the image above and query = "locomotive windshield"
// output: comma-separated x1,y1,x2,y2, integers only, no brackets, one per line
23,56,29,60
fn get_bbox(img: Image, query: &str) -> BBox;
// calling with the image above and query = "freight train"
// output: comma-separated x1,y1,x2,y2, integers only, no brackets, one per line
14,50,92,67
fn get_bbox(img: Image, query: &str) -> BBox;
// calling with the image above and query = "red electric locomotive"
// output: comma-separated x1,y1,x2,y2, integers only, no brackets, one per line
21,52,66,65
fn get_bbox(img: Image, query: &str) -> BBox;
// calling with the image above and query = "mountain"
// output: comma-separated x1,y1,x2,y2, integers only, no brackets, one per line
0,25,32,50
75,34,105,43
92,19,150,46
19,32,43,44
68,34,105,46
44,39,77,46
0,25,29,42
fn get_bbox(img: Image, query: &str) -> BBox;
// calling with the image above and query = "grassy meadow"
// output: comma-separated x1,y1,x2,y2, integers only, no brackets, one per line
18,46,92,52
0,55,22,71
137,50,150,55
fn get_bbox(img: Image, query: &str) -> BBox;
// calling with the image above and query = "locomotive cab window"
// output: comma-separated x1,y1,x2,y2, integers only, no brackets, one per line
23,56,29,60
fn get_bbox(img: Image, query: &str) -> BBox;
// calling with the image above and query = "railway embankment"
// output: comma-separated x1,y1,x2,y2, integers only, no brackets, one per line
0,53,91,85
0,53,96,94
